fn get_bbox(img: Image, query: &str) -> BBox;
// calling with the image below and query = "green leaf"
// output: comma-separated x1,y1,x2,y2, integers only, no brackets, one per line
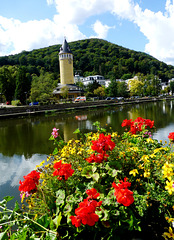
37,214,50,229
0,231,8,240
52,147,58,155
64,203,72,216
53,212,62,229
49,135,54,141
73,128,80,134
56,189,65,205
14,201,20,212
92,173,100,182
81,166,93,178
45,232,57,240
3,196,14,202
0,200,7,207
92,165,97,173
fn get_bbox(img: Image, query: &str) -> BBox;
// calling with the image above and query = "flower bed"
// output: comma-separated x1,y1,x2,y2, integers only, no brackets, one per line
1,118,174,239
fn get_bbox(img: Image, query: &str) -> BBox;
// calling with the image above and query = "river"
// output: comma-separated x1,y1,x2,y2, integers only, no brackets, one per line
1,100,174,206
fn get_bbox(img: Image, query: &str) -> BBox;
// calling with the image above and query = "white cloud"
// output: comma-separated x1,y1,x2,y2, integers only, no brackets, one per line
132,1,174,64
112,0,136,20
53,0,113,25
90,20,115,39
1,0,174,65
46,0,54,5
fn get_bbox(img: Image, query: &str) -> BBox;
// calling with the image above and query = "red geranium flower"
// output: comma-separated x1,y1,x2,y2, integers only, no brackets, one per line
121,119,133,127
91,133,115,153
168,132,174,141
112,178,134,207
86,188,100,199
86,152,109,163
53,160,74,181
70,188,102,228
121,117,154,135
19,170,40,194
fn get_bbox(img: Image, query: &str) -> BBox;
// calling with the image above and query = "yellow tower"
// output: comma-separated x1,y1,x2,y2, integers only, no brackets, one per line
59,38,74,85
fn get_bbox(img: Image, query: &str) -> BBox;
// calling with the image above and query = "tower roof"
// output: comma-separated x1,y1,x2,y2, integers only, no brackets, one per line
59,38,72,54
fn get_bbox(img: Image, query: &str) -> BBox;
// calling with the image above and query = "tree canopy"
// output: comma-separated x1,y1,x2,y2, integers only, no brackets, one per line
0,38,174,102
1,38,174,82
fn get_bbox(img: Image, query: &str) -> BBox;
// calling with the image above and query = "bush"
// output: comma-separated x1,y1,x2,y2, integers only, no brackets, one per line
11,100,21,106
1,118,174,240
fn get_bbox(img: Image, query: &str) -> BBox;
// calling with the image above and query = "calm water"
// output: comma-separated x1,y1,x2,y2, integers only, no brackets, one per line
1,100,174,206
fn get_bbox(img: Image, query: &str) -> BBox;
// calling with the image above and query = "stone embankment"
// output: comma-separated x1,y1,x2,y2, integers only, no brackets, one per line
0,96,173,119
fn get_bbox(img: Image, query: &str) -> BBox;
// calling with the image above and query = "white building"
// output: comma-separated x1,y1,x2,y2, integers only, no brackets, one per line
74,74,108,86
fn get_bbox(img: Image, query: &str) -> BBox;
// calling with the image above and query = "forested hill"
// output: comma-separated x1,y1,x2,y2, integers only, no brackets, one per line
0,38,174,82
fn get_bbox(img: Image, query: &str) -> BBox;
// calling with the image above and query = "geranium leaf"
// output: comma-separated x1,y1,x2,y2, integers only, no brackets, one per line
0,231,8,240
92,173,100,182
3,196,14,202
73,128,80,134
56,190,65,205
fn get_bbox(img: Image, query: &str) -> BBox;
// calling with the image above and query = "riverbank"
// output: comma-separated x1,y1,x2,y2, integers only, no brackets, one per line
0,96,174,118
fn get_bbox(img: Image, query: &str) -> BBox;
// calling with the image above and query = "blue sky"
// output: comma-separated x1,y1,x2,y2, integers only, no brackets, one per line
1,0,174,65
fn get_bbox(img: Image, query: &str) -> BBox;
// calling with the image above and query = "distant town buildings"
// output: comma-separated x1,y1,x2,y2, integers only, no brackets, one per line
53,39,174,98
74,74,110,87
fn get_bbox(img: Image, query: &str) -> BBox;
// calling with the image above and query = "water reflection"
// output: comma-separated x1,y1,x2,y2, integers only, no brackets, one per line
1,101,174,204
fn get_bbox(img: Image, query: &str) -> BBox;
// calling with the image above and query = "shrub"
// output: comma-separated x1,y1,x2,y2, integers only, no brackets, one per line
11,100,21,106
1,118,174,240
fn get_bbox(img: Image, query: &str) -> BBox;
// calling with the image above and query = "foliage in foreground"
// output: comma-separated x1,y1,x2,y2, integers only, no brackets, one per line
1,118,174,239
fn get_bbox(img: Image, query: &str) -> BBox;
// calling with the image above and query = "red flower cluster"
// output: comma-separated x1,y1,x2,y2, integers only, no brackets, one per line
91,133,115,153
168,132,174,141
112,178,134,207
70,188,102,227
53,160,74,181
86,152,109,163
86,133,115,163
121,117,154,134
19,170,40,194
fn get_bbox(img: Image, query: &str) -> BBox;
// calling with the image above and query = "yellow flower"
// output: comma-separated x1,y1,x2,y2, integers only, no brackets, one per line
163,227,174,239
47,156,51,162
163,162,174,170
130,147,139,152
163,170,173,181
141,155,150,163
35,160,45,169
149,153,155,158
111,132,117,138
138,164,144,169
144,171,150,178
162,162,174,181
146,138,154,143
165,180,174,195
129,169,139,177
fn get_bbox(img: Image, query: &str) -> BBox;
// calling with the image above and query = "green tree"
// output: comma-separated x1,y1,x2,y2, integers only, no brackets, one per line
170,81,174,94
30,71,57,102
94,86,106,98
151,75,161,96
107,80,117,97
15,67,31,104
117,81,128,97
0,66,16,102
128,78,144,96
121,73,132,80
85,81,101,97
60,86,69,100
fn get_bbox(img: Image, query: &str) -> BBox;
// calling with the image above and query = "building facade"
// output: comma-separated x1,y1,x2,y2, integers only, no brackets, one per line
59,39,74,85
53,39,82,100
